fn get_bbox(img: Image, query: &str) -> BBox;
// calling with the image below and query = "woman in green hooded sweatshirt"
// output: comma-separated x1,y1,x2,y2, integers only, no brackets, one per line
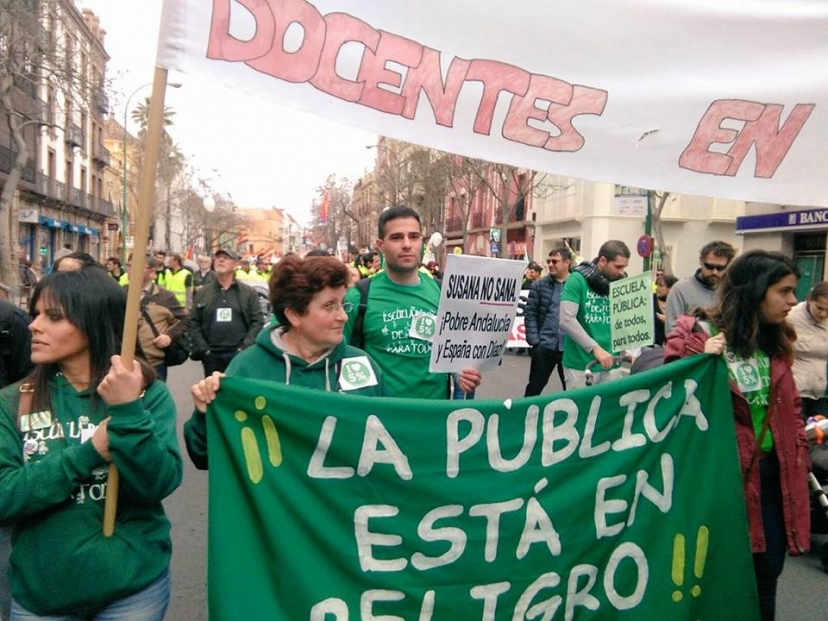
184,255,388,469
0,269,182,620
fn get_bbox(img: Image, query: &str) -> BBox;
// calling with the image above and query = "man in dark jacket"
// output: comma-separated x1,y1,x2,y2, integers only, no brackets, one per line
0,299,33,621
0,300,33,389
523,248,571,396
188,248,265,376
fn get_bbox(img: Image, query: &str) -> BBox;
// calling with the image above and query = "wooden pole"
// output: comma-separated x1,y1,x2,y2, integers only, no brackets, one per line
103,67,171,537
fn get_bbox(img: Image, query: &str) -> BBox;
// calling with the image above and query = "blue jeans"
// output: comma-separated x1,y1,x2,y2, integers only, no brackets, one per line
10,568,170,621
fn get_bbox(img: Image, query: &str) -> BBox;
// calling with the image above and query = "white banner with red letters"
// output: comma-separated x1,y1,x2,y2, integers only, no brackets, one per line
157,1,828,207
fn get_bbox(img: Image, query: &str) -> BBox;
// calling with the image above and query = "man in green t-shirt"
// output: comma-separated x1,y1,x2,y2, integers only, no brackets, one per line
343,205,482,399
560,239,630,389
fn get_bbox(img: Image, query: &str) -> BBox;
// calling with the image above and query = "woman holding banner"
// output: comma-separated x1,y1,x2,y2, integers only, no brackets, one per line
665,250,810,621
185,255,387,469
0,269,182,620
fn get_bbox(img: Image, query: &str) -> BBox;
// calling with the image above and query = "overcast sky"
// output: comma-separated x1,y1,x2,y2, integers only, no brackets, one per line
76,0,378,225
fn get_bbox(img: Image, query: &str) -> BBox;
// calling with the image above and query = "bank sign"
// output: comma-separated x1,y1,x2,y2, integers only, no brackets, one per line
736,208,828,234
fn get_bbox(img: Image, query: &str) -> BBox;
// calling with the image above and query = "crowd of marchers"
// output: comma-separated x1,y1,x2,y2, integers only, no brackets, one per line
0,206,826,621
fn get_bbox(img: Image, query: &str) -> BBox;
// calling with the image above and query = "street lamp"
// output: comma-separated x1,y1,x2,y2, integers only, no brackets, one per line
121,81,182,261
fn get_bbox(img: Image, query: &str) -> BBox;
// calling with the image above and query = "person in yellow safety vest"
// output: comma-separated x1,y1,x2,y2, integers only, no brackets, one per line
256,261,272,281
354,253,370,277
234,259,252,281
235,259,264,282
651,266,664,294
154,250,171,288
105,256,130,287
166,253,194,309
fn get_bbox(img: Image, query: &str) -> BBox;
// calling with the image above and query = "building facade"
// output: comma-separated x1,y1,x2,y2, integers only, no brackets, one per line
10,3,114,275
236,206,284,258
442,166,534,261
23,0,113,268
736,203,828,300
530,175,744,276
351,172,376,249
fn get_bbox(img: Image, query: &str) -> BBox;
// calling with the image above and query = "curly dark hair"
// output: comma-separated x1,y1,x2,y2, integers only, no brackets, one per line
698,250,799,359
699,240,736,262
269,256,349,328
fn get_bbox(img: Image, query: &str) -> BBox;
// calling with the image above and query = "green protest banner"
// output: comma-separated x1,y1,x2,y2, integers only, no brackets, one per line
207,355,759,620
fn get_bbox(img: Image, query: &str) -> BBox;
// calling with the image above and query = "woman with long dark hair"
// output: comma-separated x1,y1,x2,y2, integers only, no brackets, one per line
665,250,810,621
0,269,182,620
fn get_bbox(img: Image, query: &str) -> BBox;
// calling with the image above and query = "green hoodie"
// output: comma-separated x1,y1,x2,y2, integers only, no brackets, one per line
184,323,387,469
0,375,182,616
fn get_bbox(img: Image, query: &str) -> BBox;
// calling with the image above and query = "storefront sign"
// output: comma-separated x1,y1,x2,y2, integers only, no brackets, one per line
613,194,648,216
736,208,828,233
19,208,39,223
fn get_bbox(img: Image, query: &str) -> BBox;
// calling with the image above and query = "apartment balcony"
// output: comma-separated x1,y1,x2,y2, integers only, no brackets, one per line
12,73,37,100
88,194,115,217
65,123,83,148
92,142,111,167
70,187,84,208
34,173,57,199
95,88,110,115
445,216,462,234
0,144,36,183
70,189,115,217
30,173,114,217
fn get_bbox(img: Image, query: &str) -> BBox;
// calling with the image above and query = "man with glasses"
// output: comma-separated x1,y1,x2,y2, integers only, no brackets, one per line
665,240,736,332
523,248,571,396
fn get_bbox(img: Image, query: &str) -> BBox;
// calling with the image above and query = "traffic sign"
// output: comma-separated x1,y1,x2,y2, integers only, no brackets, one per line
637,234,653,258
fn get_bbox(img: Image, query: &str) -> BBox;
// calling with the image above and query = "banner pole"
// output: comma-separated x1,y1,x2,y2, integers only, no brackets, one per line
103,66,171,537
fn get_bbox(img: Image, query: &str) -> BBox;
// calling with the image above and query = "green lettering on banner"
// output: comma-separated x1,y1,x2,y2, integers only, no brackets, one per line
207,356,758,620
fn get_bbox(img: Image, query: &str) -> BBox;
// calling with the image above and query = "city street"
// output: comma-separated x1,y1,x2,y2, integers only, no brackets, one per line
162,352,827,620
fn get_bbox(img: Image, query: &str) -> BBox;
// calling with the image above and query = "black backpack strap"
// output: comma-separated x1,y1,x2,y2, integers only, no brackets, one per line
350,277,372,349
140,304,162,338
349,274,440,349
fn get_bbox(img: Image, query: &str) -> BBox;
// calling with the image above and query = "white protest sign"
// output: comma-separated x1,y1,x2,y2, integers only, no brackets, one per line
507,289,532,348
430,255,525,372
610,272,654,351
